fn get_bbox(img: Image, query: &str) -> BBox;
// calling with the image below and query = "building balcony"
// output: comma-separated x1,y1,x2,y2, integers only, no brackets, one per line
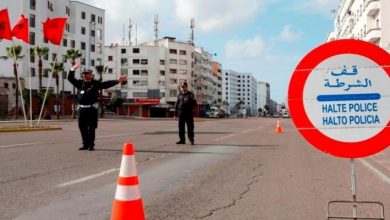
365,27,381,43
366,0,380,17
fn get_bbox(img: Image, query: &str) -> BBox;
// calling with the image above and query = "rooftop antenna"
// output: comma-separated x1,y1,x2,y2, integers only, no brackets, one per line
135,24,138,46
190,18,195,44
154,14,159,42
122,24,126,45
128,18,133,46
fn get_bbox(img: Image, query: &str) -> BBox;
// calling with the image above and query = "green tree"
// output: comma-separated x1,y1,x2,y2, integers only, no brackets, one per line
50,61,65,119
63,49,82,119
106,96,124,114
1,45,24,119
32,46,49,92
95,64,108,118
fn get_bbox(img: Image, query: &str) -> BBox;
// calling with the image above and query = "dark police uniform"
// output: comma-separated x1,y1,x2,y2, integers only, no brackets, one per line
68,70,119,150
175,91,196,144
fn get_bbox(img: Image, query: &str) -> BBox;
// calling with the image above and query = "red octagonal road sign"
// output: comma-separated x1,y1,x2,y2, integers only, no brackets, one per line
288,39,390,158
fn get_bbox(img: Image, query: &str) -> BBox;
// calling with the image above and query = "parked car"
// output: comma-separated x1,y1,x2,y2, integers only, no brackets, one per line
273,112,279,118
282,112,290,118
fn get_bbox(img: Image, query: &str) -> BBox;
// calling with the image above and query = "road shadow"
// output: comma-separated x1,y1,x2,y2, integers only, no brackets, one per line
142,131,232,135
195,144,279,148
94,148,232,155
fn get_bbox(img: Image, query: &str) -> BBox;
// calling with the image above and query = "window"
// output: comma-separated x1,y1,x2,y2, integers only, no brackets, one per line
81,58,86,65
44,68,50,77
91,14,96,22
81,27,86,35
160,70,165,76
96,43,102,54
29,14,35,28
62,38,67,47
169,59,177,64
81,42,86,50
141,70,148,75
4,83,8,89
170,69,177,74
133,70,140,75
133,59,140,64
169,49,177,54
108,56,113,61
98,17,103,24
91,30,95,37
30,53,35,63
121,48,126,54
43,53,48,61
71,40,75,48
121,58,128,65
66,6,70,16
13,83,16,89
90,44,95,52
141,59,148,65
52,53,57,61
160,60,165,65
133,48,140,53
179,69,187,75
81,12,86,20
97,29,102,40
179,59,187,65
66,23,70,32
30,32,35,45
170,90,177,97
91,59,95,67
30,0,36,10
28,68,35,77
179,50,187,55
108,68,113,74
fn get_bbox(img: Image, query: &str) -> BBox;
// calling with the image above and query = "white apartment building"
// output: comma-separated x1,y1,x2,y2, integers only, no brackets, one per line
327,0,390,52
104,37,221,117
257,81,270,112
0,0,104,112
223,70,257,115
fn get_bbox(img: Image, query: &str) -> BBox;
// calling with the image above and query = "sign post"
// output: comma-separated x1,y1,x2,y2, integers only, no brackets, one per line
288,39,388,219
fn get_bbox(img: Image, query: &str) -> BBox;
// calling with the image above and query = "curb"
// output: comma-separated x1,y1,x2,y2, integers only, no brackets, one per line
0,126,62,133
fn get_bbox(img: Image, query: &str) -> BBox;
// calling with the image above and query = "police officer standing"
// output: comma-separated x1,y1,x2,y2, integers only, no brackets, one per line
175,82,196,145
68,63,127,151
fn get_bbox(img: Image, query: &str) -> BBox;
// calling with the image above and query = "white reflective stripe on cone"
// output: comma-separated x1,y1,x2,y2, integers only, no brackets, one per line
119,155,137,177
115,185,141,201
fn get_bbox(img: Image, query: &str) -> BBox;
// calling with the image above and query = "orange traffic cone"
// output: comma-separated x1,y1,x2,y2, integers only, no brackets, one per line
275,119,282,133
111,143,145,220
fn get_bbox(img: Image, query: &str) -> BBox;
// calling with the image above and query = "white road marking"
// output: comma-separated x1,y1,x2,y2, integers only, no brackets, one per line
0,142,41,149
215,134,235,141
360,159,390,184
242,129,253,134
57,168,119,188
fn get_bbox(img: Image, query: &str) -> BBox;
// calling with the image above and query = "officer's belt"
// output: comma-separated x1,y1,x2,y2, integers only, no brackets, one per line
78,103,98,108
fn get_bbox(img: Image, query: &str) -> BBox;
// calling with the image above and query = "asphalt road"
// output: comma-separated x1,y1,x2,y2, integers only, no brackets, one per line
0,118,389,220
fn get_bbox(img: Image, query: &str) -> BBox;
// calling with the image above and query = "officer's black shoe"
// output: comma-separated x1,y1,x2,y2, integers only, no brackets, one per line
79,146,89,150
176,140,186,144
189,138,195,145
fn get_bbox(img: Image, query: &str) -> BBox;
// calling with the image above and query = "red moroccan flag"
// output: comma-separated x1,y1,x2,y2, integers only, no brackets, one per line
43,17,67,45
12,14,29,43
0,9,12,40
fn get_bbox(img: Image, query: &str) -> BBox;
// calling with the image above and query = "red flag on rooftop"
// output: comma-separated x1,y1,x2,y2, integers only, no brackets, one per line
43,17,67,45
0,9,12,41
12,14,29,43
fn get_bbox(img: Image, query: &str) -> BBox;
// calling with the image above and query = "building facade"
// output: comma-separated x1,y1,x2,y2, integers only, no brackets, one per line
327,0,390,52
222,69,257,116
257,81,270,112
0,0,105,113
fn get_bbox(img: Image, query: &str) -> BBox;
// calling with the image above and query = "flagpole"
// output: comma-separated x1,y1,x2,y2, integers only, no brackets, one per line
11,40,28,126
22,0,33,127
36,44,62,127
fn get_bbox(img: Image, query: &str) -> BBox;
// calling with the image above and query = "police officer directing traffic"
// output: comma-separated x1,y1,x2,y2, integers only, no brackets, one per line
175,82,196,145
68,63,127,151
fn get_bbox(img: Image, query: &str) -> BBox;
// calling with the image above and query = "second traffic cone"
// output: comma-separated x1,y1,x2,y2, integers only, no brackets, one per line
275,119,282,133
111,143,145,220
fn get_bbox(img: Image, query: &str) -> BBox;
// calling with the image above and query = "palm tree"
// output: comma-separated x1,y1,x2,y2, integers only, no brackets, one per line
32,46,49,92
95,64,108,117
50,61,65,119
63,49,82,119
1,45,24,119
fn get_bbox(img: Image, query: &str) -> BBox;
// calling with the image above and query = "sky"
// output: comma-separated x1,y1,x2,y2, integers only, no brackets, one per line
80,0,340,103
